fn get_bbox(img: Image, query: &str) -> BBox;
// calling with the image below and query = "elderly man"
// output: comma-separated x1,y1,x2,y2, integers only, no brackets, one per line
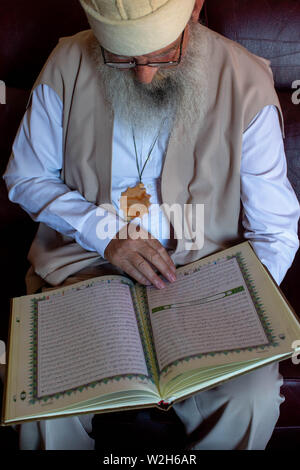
3,0,299,450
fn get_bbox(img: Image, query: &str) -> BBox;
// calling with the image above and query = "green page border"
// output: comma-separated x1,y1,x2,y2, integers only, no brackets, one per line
155,251,280,375
28,278,153,406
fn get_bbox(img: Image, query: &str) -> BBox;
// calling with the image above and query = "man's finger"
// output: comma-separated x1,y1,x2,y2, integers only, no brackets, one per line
145,238,177,274
127,223,176,276
131,252,173,289
118,260,153,286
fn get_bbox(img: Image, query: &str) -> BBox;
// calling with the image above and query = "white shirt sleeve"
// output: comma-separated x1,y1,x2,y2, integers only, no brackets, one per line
240,105,300,285
3,84,127,258
3,85,299,285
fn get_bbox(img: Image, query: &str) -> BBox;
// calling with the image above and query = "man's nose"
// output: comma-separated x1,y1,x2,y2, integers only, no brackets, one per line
133,65,159,84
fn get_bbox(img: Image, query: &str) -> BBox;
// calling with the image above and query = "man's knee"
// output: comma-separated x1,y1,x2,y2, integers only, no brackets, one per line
226,363,283,404
210,362,284,423
176,363,284,432
174,363,284,449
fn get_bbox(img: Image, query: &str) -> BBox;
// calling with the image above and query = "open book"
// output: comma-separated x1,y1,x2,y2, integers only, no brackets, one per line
2,241,300,425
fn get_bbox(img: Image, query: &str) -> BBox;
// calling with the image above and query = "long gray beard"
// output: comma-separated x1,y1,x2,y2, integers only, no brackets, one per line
89,22,208,137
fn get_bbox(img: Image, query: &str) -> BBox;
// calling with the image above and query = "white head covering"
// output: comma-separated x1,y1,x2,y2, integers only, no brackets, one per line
79,0,195,56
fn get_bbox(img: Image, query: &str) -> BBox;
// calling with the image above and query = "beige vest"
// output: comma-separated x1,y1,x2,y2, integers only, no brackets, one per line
25,24,284,286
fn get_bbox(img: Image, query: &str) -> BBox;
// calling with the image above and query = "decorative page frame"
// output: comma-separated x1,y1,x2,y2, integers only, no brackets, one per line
155,251,280,375
28,278,153,405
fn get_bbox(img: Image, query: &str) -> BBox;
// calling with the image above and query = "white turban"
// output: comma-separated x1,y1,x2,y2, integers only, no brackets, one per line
79,0,195,56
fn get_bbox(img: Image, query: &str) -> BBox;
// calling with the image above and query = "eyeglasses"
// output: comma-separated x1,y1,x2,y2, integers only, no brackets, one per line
101,30,185,69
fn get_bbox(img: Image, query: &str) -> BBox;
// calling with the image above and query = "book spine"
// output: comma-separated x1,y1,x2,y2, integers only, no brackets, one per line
156,400,172,411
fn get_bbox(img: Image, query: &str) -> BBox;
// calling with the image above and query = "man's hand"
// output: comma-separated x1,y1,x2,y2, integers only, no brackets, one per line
104,223,177,289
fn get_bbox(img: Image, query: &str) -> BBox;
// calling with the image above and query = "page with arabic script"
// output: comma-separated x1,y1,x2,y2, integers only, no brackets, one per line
3,275,160,424
143,242,300,397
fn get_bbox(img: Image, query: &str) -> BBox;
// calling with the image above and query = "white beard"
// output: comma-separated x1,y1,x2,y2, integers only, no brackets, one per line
89,22,209,138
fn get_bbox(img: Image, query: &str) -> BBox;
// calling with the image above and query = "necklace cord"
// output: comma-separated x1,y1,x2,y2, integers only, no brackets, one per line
132,118,167,183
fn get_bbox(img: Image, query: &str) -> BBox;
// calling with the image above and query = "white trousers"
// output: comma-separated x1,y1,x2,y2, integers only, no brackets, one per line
17,414,95,450
172,362,284,450
14,362,283,450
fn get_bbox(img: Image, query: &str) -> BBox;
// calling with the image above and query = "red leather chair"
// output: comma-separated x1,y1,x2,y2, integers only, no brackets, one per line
0,0,299,450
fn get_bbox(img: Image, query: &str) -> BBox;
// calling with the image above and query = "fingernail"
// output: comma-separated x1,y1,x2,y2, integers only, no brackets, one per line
156,281,165,289
168,273,176,282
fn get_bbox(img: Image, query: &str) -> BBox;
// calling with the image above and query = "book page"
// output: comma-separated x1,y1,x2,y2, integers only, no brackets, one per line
147,257,269,372
37,279,148,397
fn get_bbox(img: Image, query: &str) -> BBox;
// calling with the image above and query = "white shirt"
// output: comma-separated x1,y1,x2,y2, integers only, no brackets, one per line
3,84,300,285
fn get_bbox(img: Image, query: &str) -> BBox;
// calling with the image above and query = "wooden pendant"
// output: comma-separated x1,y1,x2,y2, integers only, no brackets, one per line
120,183,151,221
